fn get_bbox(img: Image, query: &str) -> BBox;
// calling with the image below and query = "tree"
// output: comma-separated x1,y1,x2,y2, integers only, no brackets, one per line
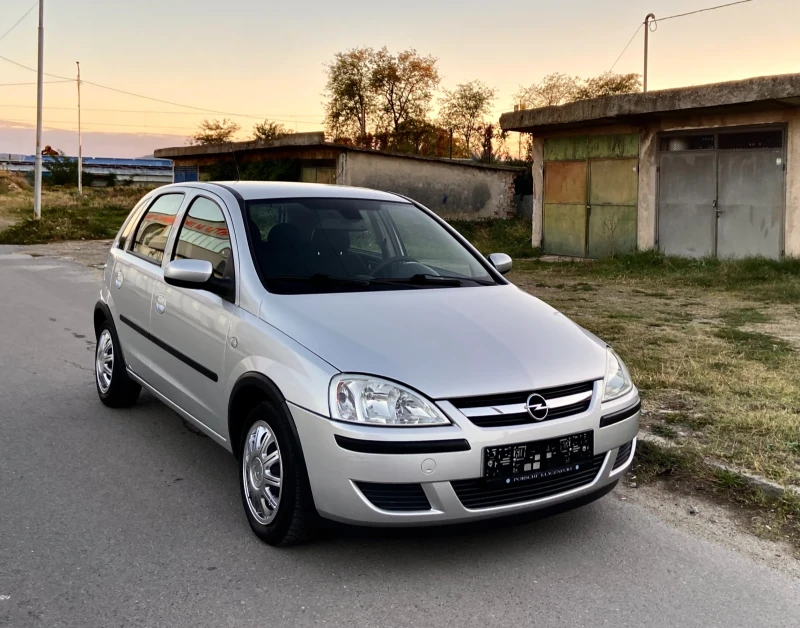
190,118,240,145
572,72,641,100
253,120,293,141
515,72,578,109
515,72,641,109
370,47,440,135
323,47,378,145
438,81,496,156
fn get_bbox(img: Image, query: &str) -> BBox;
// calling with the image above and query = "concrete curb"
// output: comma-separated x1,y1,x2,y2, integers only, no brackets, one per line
637,430,800,499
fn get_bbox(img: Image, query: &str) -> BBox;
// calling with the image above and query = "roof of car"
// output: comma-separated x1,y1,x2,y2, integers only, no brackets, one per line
172,181,409,203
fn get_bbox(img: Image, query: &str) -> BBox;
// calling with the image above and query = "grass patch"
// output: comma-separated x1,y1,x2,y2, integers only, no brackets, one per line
712,327,793,368
719,307,771,327
0,187,150,245
511,257,800,487
651,424,678,438
529,249,800,304
448,217,538,259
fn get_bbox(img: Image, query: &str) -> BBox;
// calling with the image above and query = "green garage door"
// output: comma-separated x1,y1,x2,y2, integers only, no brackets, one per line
543,134,639,257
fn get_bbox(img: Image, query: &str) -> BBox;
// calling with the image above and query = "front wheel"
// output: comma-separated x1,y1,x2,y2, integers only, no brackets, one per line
239,402,315,546
95,320,140,408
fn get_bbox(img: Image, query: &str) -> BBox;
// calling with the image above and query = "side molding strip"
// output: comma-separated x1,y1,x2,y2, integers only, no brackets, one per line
119,315,218,382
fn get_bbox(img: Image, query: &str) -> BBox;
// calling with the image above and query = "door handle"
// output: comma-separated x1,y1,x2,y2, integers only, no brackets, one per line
155,293,166,314
713,199,722,216
115,270,123,289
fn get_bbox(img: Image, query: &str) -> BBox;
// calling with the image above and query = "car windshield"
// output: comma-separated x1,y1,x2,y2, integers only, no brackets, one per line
245,197,497,294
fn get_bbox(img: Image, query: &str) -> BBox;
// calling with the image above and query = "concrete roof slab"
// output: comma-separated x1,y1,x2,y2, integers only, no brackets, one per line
500,73,800,133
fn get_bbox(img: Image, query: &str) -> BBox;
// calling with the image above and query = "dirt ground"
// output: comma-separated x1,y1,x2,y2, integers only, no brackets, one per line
18,239,113,270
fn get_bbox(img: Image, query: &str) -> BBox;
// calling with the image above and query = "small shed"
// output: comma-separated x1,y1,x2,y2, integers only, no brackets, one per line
500,73,800,259
154,133,528,219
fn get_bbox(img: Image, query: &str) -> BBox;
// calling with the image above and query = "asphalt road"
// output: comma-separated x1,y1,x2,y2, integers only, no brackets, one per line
1,248,798,628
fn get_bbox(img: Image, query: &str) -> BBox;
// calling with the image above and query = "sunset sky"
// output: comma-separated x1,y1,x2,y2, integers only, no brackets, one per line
1,0,798,157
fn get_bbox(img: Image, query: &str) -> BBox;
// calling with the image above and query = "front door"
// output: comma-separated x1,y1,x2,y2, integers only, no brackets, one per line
149,192,238,438
113,192,185,376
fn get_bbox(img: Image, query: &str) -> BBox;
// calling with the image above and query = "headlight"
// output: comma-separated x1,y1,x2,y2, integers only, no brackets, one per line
329,375,451,426
603,349,633,401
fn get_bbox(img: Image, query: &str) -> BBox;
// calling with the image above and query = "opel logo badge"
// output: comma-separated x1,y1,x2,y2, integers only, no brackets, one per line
526,393,549,421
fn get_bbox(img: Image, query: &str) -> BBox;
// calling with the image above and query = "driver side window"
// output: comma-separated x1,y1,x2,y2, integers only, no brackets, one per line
173,197,235,281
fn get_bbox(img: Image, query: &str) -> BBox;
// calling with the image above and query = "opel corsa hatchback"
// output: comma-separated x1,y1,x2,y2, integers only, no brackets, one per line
94,182,640,546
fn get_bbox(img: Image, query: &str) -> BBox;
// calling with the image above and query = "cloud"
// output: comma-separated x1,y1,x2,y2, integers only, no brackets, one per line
0,120,185,158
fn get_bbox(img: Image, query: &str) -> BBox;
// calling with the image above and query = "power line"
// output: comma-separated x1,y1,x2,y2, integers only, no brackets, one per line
0,1,37,44
0,80,73,87
609,23,643,72
0,53,324,124
656,0,753,23
1,116,197,131
0,104,323,126
0,53,72,80
608,0,755,72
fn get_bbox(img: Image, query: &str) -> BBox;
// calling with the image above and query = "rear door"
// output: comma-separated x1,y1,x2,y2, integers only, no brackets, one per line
148,192,238,437
111,192,185,377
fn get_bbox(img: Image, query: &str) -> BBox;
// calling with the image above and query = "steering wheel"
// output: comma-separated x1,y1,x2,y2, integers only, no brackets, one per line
370,255,418,278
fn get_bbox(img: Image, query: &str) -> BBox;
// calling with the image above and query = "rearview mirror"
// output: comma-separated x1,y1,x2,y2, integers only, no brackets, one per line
165,259,232,298
488,253,512,275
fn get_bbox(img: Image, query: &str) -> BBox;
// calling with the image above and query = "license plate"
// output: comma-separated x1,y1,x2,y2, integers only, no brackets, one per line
483,431,593,485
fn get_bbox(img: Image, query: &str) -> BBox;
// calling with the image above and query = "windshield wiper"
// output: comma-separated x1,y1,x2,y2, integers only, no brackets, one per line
380,273,464,286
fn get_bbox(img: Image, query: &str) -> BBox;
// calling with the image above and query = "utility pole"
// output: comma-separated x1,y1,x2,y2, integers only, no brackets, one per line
33,0,44,220
76,61,82,195
643,13,656,92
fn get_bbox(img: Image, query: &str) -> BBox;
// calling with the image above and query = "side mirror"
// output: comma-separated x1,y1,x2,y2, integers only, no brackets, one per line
165,259,232,298
488,252,513,275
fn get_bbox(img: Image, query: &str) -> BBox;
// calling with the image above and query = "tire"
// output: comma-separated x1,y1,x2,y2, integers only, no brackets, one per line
238,401,315,546
95,319,141,408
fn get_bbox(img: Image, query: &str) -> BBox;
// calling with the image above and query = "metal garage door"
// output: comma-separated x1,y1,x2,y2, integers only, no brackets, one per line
658,128,785,259
543,134,639,257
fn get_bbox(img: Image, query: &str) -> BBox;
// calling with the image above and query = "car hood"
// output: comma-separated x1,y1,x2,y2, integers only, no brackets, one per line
259,285,607,399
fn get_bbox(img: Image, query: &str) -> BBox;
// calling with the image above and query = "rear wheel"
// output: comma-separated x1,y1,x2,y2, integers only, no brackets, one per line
239,401,315,546
95,320,140,408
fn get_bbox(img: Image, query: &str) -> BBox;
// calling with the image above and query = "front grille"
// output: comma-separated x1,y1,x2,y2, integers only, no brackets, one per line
613,440,633,470
449,380,595,428
355,482,431,512
451,453,606,509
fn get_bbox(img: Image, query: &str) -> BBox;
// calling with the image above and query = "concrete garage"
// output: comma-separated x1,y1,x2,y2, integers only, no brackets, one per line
501,73,800,259
155,132,528,219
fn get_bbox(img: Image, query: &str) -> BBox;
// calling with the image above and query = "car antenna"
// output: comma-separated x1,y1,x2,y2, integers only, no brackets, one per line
231,148,241,181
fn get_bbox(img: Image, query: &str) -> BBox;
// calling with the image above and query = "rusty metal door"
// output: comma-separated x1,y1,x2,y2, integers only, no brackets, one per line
658,150,717,258
587,159,638,257
543,161,587,256
716,134,784,258
543,134,639,257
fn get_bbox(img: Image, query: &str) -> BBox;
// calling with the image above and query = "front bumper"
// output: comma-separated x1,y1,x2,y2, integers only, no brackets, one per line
290,383,639,526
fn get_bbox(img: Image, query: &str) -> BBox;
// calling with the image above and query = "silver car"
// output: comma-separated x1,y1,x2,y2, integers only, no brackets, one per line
94,181,640,546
